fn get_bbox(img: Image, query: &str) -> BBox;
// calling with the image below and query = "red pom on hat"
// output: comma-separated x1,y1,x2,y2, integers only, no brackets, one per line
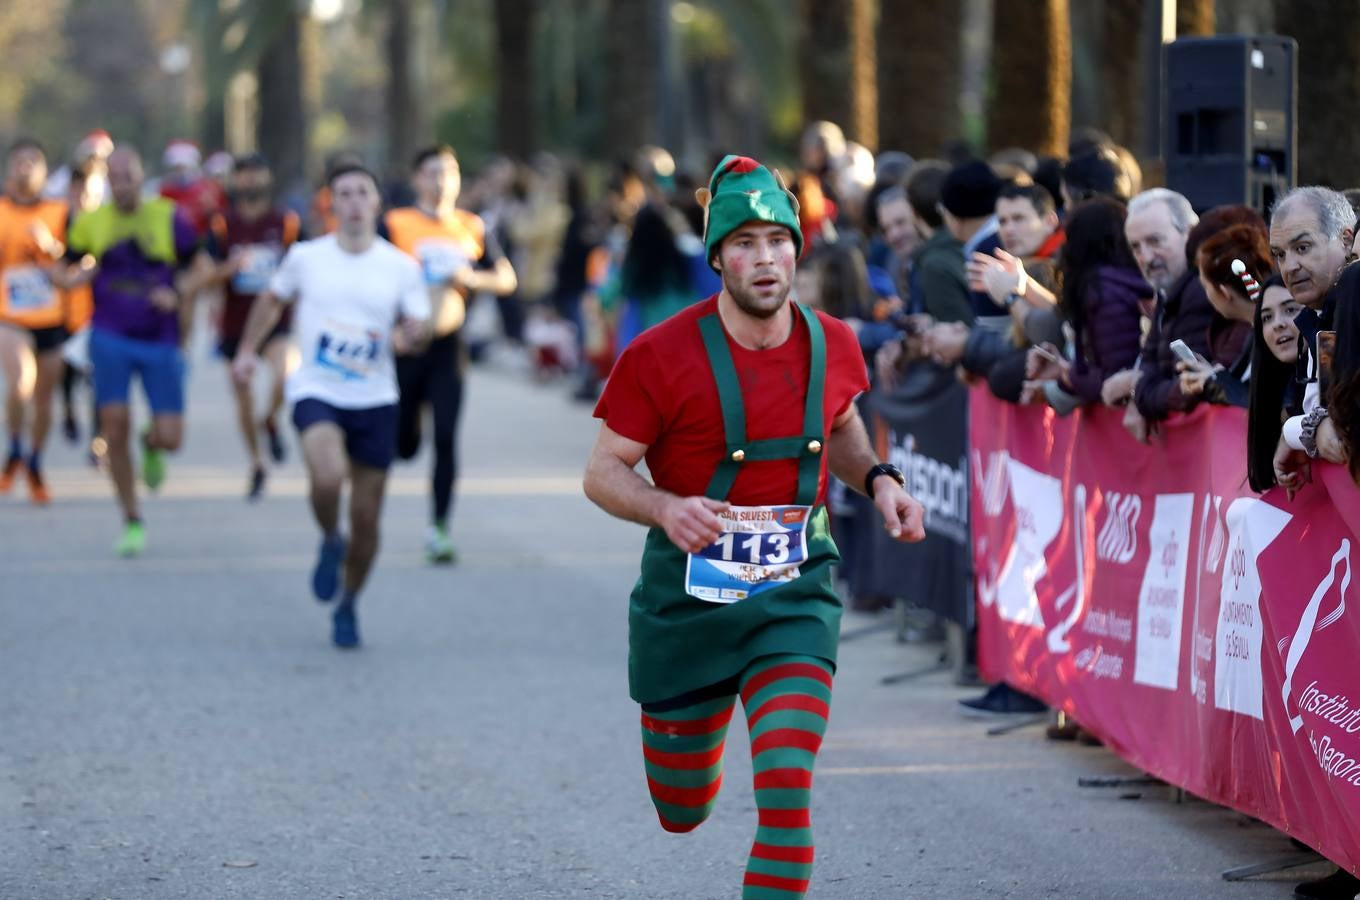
721,156,760,176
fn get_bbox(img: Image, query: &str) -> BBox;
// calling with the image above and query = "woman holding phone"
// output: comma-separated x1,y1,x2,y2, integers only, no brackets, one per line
1024,197,1152,406
1177,223,1273,408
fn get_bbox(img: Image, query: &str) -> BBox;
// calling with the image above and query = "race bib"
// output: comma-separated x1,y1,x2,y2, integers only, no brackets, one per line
315,322,382,381
684,505,811,604
415,239,470,287
231,244,283,295
4,265,55,314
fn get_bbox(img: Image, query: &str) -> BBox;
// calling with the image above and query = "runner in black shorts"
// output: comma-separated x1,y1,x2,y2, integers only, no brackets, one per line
382,145,517,563
233,163,430,648
202,154,302,500
0,139,75,505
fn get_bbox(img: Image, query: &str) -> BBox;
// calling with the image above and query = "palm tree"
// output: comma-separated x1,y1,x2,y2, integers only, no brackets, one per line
386,0,422,175
602,0,662,158
877,1,962,157
1176,0,1215,35
1099,1,1144,150
799,0,877,150
986,0,1071,158
494,0,540,159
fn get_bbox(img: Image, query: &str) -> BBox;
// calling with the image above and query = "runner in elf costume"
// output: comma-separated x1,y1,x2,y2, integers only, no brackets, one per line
584,155,926,900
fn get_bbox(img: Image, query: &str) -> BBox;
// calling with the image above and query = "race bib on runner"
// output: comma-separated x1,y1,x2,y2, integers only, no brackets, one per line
3,265,56,314
684,505,811,604
231,244,283,296
314,322,382,382
415,239,470,287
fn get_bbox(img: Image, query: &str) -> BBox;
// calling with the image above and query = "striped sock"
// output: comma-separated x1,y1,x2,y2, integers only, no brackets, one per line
738,655,833,900
640,694,737,833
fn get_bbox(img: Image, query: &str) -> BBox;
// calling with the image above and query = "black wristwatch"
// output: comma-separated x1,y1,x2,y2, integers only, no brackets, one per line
864,462,906,498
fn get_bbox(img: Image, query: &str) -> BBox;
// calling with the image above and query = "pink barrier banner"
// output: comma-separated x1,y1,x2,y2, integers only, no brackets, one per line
969,386,1360,875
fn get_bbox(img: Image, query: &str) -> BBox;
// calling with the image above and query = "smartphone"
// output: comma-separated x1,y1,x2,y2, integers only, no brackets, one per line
1169,339,1199,365
1032,344,1063,364
1317,331,1336,403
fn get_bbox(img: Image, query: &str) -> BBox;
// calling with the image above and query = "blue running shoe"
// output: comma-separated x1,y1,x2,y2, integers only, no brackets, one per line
332,605,360,649
311,534,346,602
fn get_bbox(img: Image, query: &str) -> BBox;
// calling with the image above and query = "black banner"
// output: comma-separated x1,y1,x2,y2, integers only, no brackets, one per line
850,363,972,625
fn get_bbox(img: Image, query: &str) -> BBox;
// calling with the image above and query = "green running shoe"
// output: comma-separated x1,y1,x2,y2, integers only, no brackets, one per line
141,435,166,492
425,525,457,565
115,521,146,558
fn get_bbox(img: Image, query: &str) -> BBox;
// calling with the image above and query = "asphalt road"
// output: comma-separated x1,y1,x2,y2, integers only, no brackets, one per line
0,344,1328,899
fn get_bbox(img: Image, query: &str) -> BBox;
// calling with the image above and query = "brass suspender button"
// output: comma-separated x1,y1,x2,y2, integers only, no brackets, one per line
731,449,746,462
807,440,822,454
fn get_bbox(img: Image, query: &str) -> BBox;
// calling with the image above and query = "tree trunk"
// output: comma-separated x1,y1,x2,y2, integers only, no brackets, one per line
256,10,307,194
494,0,539,160
1277,1,1360,187
986,0,1071,157
877,1,962,157
386,0,421,175
1099,0,1144,150
1176,0,1215,35
201,92,227,153
602,0,660,158
799,0,877,150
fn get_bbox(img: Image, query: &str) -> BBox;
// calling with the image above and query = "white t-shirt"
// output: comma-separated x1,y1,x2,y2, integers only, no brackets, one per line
269,235,429,409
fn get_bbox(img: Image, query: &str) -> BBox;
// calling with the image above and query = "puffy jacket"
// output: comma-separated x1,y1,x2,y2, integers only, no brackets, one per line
1134,270,1217,420
1063,265,1152,405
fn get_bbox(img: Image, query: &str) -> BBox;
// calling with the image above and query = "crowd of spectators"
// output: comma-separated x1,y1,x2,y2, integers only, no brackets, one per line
437,120,1360,898
16,104,1360,898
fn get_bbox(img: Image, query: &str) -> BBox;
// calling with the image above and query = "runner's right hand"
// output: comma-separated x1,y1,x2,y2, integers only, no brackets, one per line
231,352,258,388
660,495,730,553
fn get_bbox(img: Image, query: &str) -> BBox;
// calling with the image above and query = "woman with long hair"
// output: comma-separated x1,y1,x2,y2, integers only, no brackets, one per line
1026,197,1152,406
612,203,699,351
1246,276,1307,491
1178,222,1272,407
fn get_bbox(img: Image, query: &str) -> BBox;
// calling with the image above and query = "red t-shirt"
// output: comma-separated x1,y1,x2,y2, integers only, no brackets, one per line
594,295,869,506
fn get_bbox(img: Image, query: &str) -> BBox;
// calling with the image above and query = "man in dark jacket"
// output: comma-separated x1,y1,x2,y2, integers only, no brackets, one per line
925,183,1064,400
905,161,972,324
940,159,1004,321
1120,188,1213,439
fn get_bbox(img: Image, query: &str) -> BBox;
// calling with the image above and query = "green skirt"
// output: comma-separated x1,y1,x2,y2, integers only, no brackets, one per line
627,505,843,704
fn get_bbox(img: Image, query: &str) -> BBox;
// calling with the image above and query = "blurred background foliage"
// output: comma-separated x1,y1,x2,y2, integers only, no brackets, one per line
1,0,1353,196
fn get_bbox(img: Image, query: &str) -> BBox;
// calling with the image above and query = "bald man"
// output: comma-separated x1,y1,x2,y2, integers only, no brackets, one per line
64,147,200,556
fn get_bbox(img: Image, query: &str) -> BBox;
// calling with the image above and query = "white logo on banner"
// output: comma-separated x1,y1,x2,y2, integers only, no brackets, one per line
890,433,967,545
1096,491,1142,564
1047,484,1089,653
971,449,1010,518
1189,493,1226,705
1204,495,1228,574
1133,493,1193,690
977,459,1063,628
1280,540,1351,734
1213,498,1293,720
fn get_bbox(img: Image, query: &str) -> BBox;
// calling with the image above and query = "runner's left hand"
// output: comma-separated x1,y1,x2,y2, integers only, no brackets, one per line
874,482,926,543
449,267,477,292
149,285,179,312
231,352,258,388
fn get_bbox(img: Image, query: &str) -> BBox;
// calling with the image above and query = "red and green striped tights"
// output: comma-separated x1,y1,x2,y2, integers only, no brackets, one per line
639,654,833,899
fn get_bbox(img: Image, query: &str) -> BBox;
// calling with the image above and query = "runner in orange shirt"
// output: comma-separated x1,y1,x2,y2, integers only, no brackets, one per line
381,145,516,563
0,139,76,504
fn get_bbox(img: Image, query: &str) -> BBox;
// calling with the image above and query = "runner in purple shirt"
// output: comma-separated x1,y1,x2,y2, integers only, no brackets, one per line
64,147,200,557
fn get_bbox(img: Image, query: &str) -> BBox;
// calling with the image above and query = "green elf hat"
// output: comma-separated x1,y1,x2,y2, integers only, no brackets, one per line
696,154,802,271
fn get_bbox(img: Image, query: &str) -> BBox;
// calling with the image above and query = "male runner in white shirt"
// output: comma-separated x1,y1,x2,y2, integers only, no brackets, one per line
232,164,430,648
